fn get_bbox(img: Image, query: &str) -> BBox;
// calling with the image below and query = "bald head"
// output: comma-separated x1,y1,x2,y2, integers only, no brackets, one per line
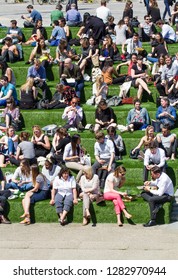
64,58,72,69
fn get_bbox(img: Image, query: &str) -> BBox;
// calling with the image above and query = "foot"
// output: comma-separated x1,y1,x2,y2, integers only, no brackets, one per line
171,155,175,161
118,222,123,227
82,217,89,226
0,215,11,224
20,213,26,218
125,213,132,219
143,220,157,227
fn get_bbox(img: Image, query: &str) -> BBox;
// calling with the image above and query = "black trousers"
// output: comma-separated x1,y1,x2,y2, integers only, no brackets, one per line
141,191,172,220
0,190,11,214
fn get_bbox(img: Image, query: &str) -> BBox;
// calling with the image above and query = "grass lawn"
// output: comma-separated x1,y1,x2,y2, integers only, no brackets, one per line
0,26,177,224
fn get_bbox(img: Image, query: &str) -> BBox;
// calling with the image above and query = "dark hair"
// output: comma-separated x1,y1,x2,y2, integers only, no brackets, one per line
59,17,66,25
6,96,16,109
107,126,116,135
1,75,8,82
71,134,80,156
11,20,17,25
149,141,158,149
53,20,59,26
58,167,71,178
0,61,9,75
137,55,143,60
20,132,30,141
27,5,33,9
162,124,170,130
151,166,161,174
134,98,141,105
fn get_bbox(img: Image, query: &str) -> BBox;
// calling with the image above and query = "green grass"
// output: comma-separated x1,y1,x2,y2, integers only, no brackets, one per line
0,26,177,224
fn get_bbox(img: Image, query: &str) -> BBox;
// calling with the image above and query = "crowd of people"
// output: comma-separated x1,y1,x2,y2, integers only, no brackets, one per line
0,0,178,227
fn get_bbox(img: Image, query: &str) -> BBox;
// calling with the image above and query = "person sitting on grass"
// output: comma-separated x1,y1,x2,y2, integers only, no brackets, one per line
5,159,33,192
92,75,108,106
79,166,100,226
0,126,18,168
131,125,156,159
0,168,11,224
42,157,61,188
0,75,18,107
141,165,174,227
19,164,50,225
103,165,132,227
94,99,117,133
0,96,20,131
19,77,37,109
0,37,20,63
106,126,124,160
31,125,51,158
156,96,176,129
156,124,177,161
126,98,150,132
92,131,116,189
62,97,83,130
130,55,152,100
143,140,166,182
50,166,78,226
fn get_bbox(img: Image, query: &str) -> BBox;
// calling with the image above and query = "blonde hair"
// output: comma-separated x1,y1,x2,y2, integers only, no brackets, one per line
95,75,104,91
145,125,154,141
32,125,42,136
83,166,93,180
20,77,34,92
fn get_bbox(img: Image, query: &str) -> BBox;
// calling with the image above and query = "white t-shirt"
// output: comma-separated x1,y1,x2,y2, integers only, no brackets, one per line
94,138,115,159
96,6,111,24
53,175,76,197
104,172,121,193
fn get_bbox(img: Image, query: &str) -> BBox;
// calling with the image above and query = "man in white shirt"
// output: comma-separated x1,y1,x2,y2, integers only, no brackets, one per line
92,132,115,189
141,166,174,227
144,141,166,182
96,0,111,24
157,20,176,44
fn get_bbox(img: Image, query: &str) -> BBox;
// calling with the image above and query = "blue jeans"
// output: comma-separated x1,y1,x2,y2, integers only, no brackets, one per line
163,0,171,19
5,181,33,191
147,56,158,63
0,99,18,107
8,138,16,154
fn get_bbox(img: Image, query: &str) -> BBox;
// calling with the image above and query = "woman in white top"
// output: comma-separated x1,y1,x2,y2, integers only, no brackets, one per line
42,157,61,187
6,159,33,191
50,167,78,225
63,134,89,182
79,166,100,226
114,19,127,45
104,166,132,226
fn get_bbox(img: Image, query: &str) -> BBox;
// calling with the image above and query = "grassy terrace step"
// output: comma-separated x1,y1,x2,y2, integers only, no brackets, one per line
1,26,177,224
8,198,171,224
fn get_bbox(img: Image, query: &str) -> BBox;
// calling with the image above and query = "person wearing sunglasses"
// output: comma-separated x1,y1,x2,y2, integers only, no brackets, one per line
138,15,157,42
103,165,132,226
62,97,83,131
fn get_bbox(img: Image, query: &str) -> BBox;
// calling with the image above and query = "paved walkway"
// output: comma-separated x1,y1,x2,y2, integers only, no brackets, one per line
1,222,178,259
0,1,166,28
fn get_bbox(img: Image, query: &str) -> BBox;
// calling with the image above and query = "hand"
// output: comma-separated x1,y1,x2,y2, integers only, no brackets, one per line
61,74,67,79
37,142,43,146
122,192,128,197
144,186,150,192
99,159,106,164
107,166,112,172
73,199,78,205
50,199,55,205
144,181,151,186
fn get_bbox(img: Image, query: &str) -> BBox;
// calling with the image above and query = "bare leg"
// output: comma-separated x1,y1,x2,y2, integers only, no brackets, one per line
137,84,143,100
0,154,6,167
117,213,123,226
136,78,151,94
123,208,132,219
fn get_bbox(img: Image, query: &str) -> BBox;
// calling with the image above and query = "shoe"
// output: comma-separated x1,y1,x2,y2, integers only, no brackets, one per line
143,220,157,227
25,61,30,65
152,204,162,215
0,215,11,224
13,190,20,196
77,122,84,131
19,217,30,225
82,217,89,226
8,194,18,200
19,193,25,198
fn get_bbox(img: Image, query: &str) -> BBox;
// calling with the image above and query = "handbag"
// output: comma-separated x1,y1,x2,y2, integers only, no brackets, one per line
121,97,134,104
129,149,140,159
91,55,99,67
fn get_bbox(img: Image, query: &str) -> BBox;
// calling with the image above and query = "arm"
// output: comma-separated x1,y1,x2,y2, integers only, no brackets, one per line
36,135,50,150
107,178,127,196
108,152,115,172
15,146,21,160
0,89,13,100
132,136,145,152
5,68,12,83
50,187,57,205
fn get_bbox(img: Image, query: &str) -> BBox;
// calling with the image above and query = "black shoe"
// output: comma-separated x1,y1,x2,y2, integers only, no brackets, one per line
25,61,30,65
143,220,157,227
152,204,162,214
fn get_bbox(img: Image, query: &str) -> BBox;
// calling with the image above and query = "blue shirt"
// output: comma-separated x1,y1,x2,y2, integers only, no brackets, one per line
27,65,46,80
66,9,82,23
30,10,42,23
51,26,66,40
1,83,17,100
156,105,176,127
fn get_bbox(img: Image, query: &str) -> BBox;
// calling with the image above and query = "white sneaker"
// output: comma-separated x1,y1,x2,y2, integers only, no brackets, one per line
8,194,18,200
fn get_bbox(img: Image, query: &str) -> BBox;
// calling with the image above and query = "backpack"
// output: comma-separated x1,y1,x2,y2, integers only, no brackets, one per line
129,149,140,159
